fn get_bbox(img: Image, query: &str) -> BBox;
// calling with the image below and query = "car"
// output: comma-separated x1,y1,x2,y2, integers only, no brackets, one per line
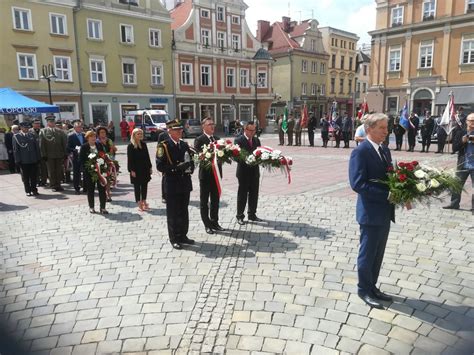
183,118,202,137
417,115,439,144
125,109,171,141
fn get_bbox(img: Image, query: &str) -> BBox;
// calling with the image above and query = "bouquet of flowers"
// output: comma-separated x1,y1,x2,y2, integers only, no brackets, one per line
195,139,245,168
379,160,463,208
85,150,118,187
245,146,293,183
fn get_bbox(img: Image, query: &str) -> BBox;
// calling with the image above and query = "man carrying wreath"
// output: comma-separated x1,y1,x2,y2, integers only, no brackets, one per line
349,113,395,309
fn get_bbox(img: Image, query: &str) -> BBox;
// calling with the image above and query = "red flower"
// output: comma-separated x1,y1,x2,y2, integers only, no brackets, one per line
288,159,293,166
232,149,240,157
398,162,405,168
226,139,232,145
255,150,262,157
215,144,221,149
98,151,106,158
406,164,414,171
411,161,419,166
387,166,394,172
280,157,287,165
398,174,407,182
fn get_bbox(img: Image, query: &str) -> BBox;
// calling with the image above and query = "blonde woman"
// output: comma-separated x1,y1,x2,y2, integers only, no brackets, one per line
127,128,152,211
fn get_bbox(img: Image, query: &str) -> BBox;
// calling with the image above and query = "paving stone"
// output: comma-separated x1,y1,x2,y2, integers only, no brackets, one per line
262,338,286,353
71,343,97,355
284,340,311,354
358,344,390,355
81,329,107,343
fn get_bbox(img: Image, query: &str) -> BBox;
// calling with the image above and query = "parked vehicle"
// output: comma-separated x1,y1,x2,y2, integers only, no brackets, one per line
125,109,170,141
183,118,202,137
417,115,440,144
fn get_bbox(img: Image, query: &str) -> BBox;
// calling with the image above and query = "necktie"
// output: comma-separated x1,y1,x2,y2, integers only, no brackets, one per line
209,136,215,143
378,146,389,167
248,138,253,148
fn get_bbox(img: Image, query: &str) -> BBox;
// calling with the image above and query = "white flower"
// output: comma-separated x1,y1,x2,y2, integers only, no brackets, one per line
205,152,212,159
75,145,81,152
246,155,256,164
203,146,208,153
90,165,94,168
414,170,426,179
217,139,225,145
97,158,104,166
416,182,427,192
430,179,440,188
217,150,224,158
273,150,282,155
88,153,96,159
261,152,270,160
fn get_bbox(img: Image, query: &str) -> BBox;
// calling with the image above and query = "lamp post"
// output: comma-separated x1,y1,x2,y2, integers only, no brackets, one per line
249,79,259,123
40,64,57,105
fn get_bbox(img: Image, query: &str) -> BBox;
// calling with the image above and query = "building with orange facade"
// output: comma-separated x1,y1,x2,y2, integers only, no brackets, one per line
368,0,474,116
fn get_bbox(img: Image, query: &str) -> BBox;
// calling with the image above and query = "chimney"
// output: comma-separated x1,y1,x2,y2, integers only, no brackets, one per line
282,16,290,32
257,20,270,42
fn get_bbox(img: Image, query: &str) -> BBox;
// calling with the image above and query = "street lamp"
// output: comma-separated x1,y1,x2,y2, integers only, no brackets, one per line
249,78,259,122
40,64,57,105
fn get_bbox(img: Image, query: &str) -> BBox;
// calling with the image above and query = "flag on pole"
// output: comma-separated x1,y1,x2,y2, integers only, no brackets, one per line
282,106,288,133
439,93,456,134
399,101,410,130
331,101,337,122
301,104,309,128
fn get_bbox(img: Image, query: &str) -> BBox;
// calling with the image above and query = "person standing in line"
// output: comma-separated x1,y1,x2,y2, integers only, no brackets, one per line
120,117,129,142
287,114,295,146
156,119,195,250
127,128,152,212
157,129,169,204
342,113,353,148
5,125,20,174
13,122,41,196
194,117,224,235
307,113,317,147
334,113,343,148
96,126,117,202
276,114,285,146
320,116,330,148
67,122,85,194
421,112,434,153
384,114,394,147
407,112,419,152
107,121,116,142
40,116,67,192
234,121,262,225
436,118,447,154
30,119,48,186
349,113,395,310
128,118,135,139
294,115,302,146
393,116,405,151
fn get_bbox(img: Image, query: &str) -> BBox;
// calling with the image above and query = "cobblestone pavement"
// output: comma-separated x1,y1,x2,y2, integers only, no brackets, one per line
0,134,473,354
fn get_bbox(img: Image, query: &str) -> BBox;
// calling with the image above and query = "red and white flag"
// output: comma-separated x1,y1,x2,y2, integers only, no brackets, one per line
439,93,456,134
301,104,309,128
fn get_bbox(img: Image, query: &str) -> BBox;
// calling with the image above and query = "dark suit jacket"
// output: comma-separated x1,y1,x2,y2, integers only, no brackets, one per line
79,142,104,178
234,134,261,180
67,132,85,159
349,139,395,226
194,133,222,180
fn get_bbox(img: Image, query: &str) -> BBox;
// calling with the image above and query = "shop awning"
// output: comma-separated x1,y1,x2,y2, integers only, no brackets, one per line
0,87,59,114
436,86,474,105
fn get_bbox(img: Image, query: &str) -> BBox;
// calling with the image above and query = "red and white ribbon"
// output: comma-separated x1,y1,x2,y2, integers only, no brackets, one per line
95,163,108,187
211,149,223,197
254,146,292,184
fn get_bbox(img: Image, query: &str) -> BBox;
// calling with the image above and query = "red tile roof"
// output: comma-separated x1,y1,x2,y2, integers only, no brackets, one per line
170,0,192,30
261,19,312,52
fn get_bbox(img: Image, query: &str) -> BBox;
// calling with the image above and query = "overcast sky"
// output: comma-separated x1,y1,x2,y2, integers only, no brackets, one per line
244,0,376,47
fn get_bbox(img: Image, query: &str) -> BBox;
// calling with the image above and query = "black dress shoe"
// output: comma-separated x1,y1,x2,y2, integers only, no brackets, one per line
100,209,109,214
248,215,263,222
212,223,225,231
33,191,39,196
372,288,393,301
181,237,195,245
443,205,459,210
89,208,96,214
236,218,245,225
56,186,64,191
358,293,384,309
26,192,32,196
172,242,182,250
205,227,215,234
75,190,81,195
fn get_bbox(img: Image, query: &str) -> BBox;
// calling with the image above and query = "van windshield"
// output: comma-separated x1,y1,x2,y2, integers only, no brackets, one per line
151,114,170,124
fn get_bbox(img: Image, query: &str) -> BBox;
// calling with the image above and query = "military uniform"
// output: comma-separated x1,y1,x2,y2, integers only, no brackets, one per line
40,119,67,191
13,123,41,195
287,116,295,145
294,118,302,146
30,122,48,185
156,120,194,249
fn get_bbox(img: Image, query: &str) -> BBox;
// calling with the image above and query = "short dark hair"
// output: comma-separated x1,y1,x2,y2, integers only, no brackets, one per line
244,121,256,128
96,126,108,135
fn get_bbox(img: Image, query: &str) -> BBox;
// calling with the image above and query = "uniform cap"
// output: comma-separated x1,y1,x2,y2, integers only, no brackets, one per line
19,121,31,128
166,119,184,130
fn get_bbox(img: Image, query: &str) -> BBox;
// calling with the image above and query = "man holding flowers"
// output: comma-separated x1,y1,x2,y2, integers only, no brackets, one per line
349,113,395,309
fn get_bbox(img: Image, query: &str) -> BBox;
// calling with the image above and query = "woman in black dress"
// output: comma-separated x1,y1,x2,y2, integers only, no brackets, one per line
127,128,152,211
79,131,108,214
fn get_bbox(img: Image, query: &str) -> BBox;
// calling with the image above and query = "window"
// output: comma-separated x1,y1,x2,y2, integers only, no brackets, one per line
302,60,308,73
335,39,338,47
301,83,307,95
201,29,210,46
90,103,110,127
201,9,210,18
151,61,163,86
257,72,267,88
217,32,226,49
389,45,402,71
320,84,326,96
311,83,317,96
331,38,335,46
331,54,336,68
340,56,345,70
240,68,249,87
226,68,235,87
181,63,193,85
363,83,367,93
349,57,353,71
311,39,316,51
12,7,32,31
311,61,317,73
232,16,240,25
419,41,433,68
17,53,37,80
348,79,352,94
122,60,136,84
468,0,474,12
201,65,212,86
339,78,344,94
87,19,102,39
90,58,106,83
461,36,474,64
54,56,71,82
120,24,134,43
330,78,335,93
149,28,161,47
423,0,436,20
391,6,403,25
320,63,326,74
217,6,225,21
363,64,367,76
357,82,361,93
50,13,66,35
119,0,139,5
232,34,240,50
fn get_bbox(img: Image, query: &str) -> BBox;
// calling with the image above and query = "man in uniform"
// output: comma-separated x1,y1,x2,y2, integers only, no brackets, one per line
156,119,195,250
287,114,295,146
407,112,419,152
30,119,48,186
40,116,67,192
194,117,224,234
420,111,434,153
342,113,353,148
276,114,285,146
294,115,302,146
13,122,41,196
157,129,169,204
234,121,262,225
67,121,85,194
307,113,317,147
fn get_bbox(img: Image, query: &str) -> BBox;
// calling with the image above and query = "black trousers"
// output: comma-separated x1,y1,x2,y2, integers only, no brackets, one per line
335,132,341,147
343,132,351,147
38,158,48,184
450,169,474,209
287,130,293,145
407,132,416,149
237,175,259,219
85,174,106,210
161,176,166,201
437,134,447,152
8,152,17,173
72,158,82,191
200,177,219,227
421,135,431,150
321,132,329,146
278,129,285,145
133,181,148,202
166,192,190,243
395,134,403,149
21,163,38,194
308,129,315,146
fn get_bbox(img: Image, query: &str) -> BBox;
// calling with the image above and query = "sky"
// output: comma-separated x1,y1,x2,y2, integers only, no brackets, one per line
244,0,376,47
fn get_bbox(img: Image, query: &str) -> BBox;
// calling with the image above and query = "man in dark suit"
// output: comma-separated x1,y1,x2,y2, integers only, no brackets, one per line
307,114,317,147
67,122,85,194
349,113,395,309
156,119,195,250
407,112,419,152
194,117,224,234
234,121,262,225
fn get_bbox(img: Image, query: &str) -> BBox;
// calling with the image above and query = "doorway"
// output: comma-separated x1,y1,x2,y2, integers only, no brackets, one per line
412,89,433,116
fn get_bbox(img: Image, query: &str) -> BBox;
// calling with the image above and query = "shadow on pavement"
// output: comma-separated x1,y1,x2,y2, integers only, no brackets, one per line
101,211,143,222
34,193,68,200
188,199,229,209
264,219,334,239
0,202,28,212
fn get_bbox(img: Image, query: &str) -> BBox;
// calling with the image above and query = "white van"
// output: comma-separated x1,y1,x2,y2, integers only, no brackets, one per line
125,109,171,141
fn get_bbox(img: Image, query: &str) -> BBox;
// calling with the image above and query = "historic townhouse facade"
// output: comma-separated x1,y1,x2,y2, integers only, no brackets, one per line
320,27,360,116
368,0,474,116
0,0,81,121
355,50,371,110
168,0,274,129
257,17,329,121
